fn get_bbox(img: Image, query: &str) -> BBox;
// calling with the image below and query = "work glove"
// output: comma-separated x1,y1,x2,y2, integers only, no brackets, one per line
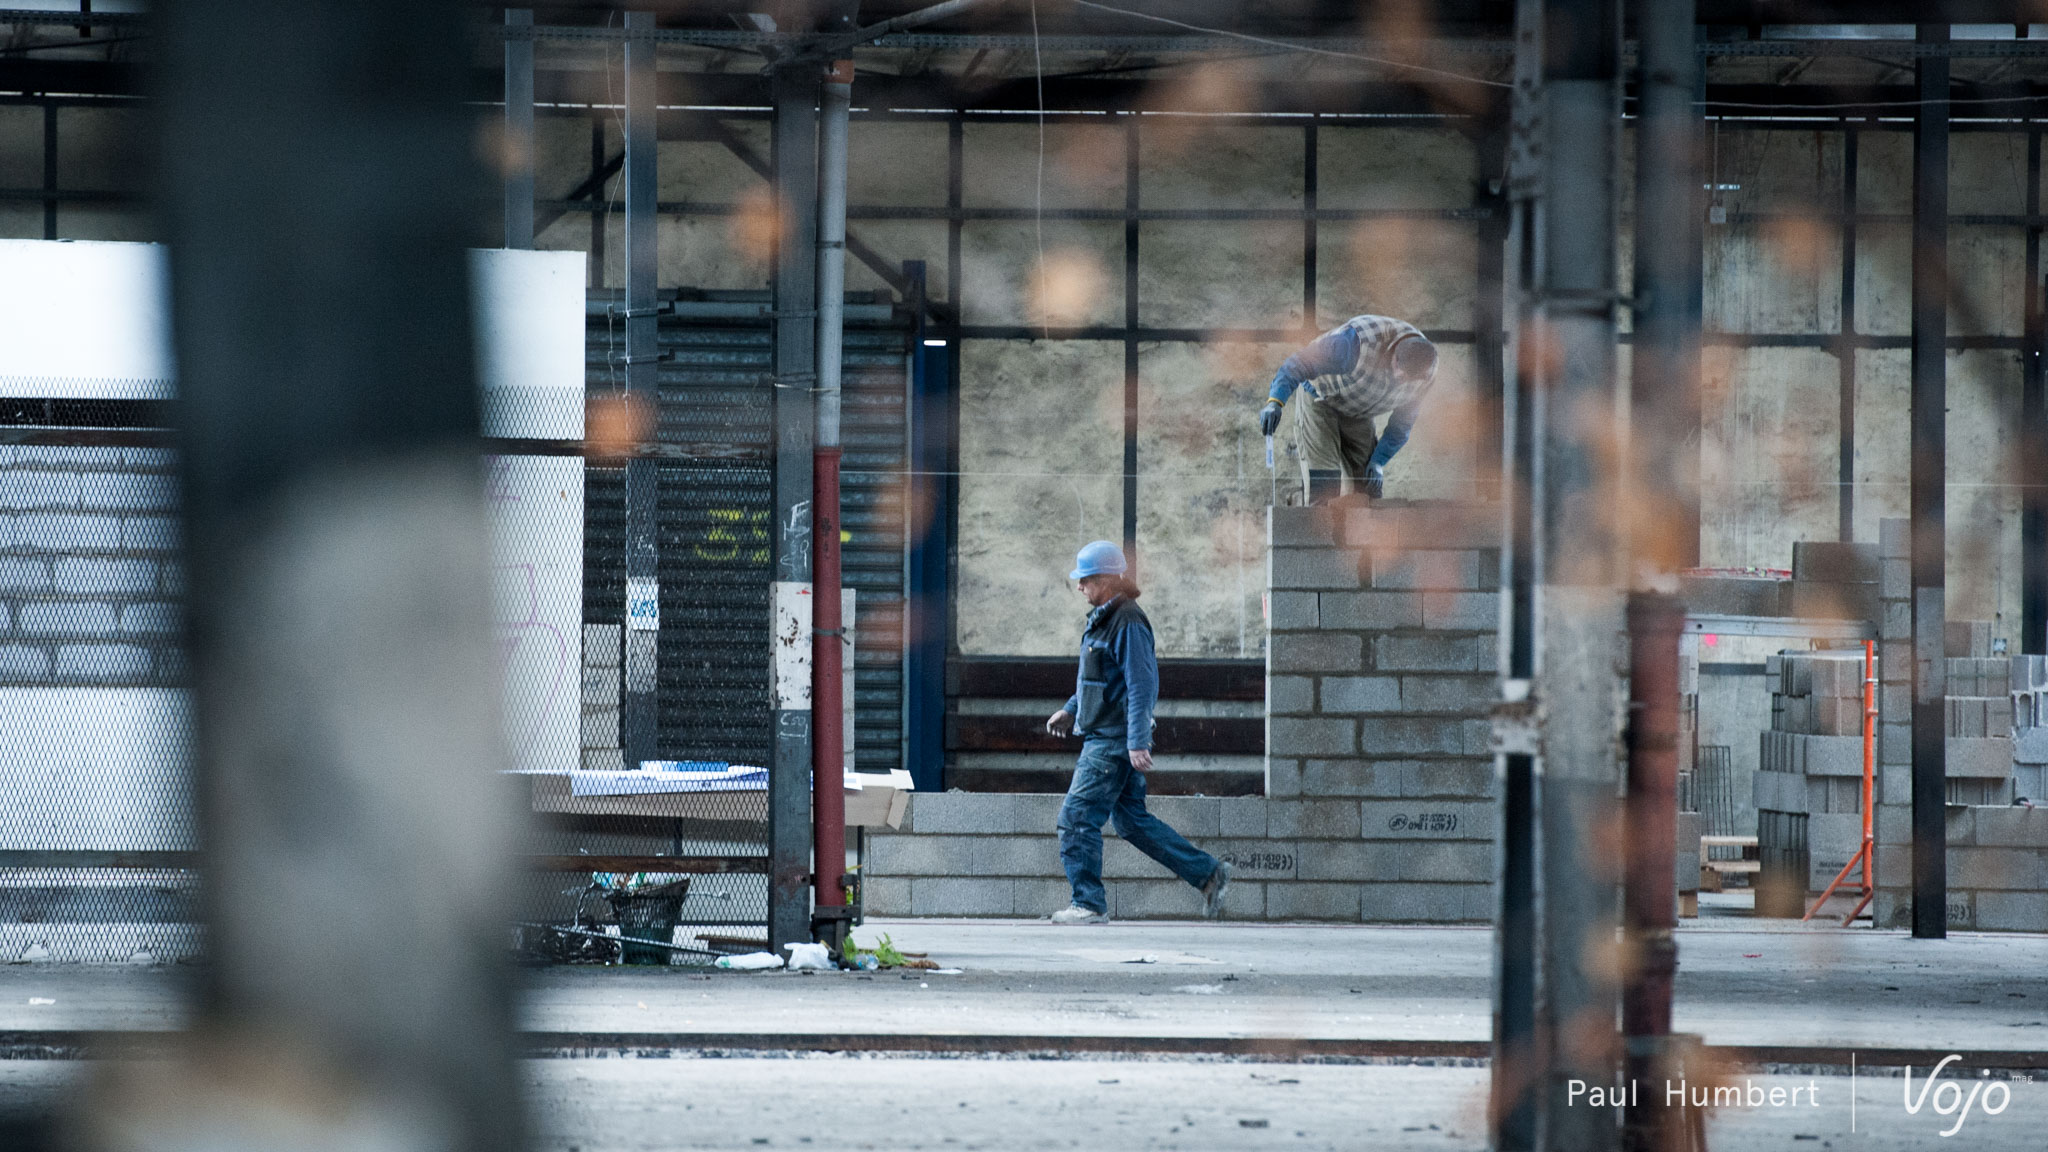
1363,463,1385,500
1257,399,1284,437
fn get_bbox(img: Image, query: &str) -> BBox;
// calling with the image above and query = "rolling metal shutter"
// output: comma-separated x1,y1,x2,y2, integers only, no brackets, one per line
584,301,908,774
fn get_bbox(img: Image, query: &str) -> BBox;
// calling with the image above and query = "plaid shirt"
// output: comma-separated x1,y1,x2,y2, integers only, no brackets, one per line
1267,315,1435,420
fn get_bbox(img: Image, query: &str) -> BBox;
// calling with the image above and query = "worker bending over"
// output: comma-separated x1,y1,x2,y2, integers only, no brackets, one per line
1257,314,1440,505
1043,541,1231,924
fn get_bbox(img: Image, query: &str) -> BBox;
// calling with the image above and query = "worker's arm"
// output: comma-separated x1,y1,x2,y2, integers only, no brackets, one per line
1119,619,1158,758
1047,687,1080,737
1266,326,1362,404
1366,395,1424,471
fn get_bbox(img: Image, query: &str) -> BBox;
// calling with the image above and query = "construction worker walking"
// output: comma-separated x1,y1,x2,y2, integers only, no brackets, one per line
1257,314,1440,505
1043,541,1231,924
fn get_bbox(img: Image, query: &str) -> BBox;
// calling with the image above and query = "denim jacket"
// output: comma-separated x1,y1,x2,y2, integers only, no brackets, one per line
1062,596,1158,751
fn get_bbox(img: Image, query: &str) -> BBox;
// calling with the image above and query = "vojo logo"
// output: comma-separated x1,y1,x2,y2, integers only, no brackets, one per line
1902,1055,2011,1138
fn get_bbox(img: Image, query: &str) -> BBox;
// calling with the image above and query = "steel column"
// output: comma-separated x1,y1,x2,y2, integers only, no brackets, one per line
1623,593,1684,1152
2024,129,2046,656
41,102,55,240
905,260,953,794
812,59,851,923
503,8,534,249
1628,0,1701,572
589,117,607,287
1303,115,1319,328
620,11,661,773
1123,113,1140,566
768,63,821,953
1838,126,1859,543
1910,21,1949,941
1474,100,1508,501
154,0,521,1145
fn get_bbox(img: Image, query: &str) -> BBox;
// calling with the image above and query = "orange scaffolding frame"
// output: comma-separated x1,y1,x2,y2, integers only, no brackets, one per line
1804,640,1876,925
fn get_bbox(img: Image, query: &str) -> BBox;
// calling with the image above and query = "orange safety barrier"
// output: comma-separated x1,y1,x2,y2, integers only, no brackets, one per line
1804,639,1876,925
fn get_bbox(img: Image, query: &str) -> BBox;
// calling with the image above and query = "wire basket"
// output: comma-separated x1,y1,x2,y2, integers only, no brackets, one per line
605,879,691,965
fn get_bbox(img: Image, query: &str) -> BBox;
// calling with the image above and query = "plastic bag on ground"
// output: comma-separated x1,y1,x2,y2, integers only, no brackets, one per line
784,942,833,970
714,951,785,970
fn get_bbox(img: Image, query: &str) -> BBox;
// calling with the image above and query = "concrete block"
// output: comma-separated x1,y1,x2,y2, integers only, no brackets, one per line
1318,590,1421,630
1360,800,1490,841
1216,879,1267,920
119,516,179,552
967,836,1059,878
1388,841,1491,883
1145,796,1222,838
1373,634,1493,673
1945,889,1976,930
1266,675,1315,716
913,793,1031,835
2014,726,2048,765
1267,799,1363,839
866,833,969,876
1014,795,1066,828
579,709,618,749
1359,883,1475,922
1320,676,1399,714
1950,847,2048,891
2014,655,2048,693
1100,839,1163,880
118,602,178,635
583,624,622,668
86,472,176,512
1269,547,1366,590
1269,716,1357,757
1212,840,1300,880
1265,757,1302,798
1993,695,2017,735
861,877,911,916
580,748,623,772
1880,684,1911,722
1879,601,1911,642
0,470,78,510
1812,697,1865,736
1946,737,2013,779
581,667,619,707
1802,734,1866,776
0,644,49,679
1880,764,1912,805
1880,558,1909,601
1300,758,1404,798
1371,550,1480,591
1879,721,1911,768
1268,590,1319,631
1110,879,1204,919
1267,881,1362,921
1972,805,2048,848
1753,770,1804,813
52,558,155,596
1789,581,1877,622
0,559,50,593
16,601,116,636
1974,891,2048,932
910,877,1016,917
54,643,150,681
1359,716,1481,757
1014,878,1072,918
1296,841,1396,882
1879,517,1909,559
1268,505,1341,547
17,512,119,551
1269,632,1364,674
1946,620,1994,659
1423,591,1498,631
1807,812,1862,889
1875,804,1911,846
1793,541,1879,584
1220,797,1268,837
1401,760,1492,798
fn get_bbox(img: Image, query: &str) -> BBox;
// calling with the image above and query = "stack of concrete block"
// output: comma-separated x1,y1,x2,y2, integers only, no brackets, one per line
0,446,185,687
581,623,624,771
1755,650,1869,905
863,501,1503,923
1787,541,1878,621
1943,623,2014,807
2013,655,2048,802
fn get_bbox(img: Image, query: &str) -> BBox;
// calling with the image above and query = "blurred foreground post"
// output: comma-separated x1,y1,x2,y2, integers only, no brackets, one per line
84,1,526,1149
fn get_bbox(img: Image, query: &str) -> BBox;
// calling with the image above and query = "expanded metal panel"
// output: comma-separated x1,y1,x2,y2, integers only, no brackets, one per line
841,329,910,777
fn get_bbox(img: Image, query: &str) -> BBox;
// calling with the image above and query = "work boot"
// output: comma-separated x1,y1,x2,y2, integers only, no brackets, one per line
1049,905,1108,925
1201,861,1233,919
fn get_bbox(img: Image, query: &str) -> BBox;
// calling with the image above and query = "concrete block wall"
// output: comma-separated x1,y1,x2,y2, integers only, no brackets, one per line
0,446,183,686
863,501,1500,923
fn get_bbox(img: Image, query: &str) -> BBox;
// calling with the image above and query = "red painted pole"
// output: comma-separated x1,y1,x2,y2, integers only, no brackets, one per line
1624,593,1684,1151
812,448,844,910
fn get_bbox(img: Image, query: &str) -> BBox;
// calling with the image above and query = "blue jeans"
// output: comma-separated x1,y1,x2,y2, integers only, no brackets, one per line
1057,739,1220,914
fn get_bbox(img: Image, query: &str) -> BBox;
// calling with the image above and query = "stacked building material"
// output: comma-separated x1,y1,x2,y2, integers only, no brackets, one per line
1944,623,2014,808
1787,541,1878,621
2013,655,2048,803
1755,650,1868,913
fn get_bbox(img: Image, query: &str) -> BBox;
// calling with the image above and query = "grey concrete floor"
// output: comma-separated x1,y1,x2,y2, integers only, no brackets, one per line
7,1059,2047,1150
0,919,2044,1050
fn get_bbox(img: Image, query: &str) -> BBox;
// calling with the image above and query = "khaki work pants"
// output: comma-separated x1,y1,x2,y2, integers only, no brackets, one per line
1292,391,1379,496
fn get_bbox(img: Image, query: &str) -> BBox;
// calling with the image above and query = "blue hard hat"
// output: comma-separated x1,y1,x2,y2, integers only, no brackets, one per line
1070,540,1127,581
